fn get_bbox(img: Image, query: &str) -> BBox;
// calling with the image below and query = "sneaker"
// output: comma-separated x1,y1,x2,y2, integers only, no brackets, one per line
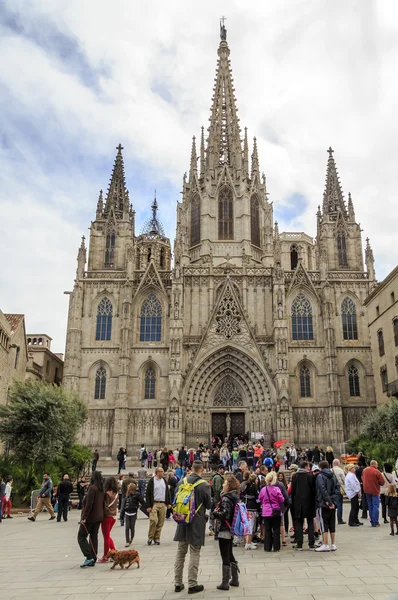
80,558,95,568
338,520,346,525
188,585,204,594
147,540,152,546
125,542,131,547
314,540,322,548
245,543,257,550
175,585,185,592
6,515,13,519
154,541,160,545
292,545,303,551
97,557,109,563
28,517,35,522
49,516,56,521
330,544,337,551
208,530,215,536
315,544,330,552
308,546,315,550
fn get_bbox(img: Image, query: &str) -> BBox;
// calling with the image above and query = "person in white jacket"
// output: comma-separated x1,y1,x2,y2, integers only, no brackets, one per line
345,465,362,527
3,478,13,519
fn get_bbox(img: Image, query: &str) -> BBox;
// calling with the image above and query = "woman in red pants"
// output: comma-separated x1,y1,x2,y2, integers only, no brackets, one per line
98,477,119,562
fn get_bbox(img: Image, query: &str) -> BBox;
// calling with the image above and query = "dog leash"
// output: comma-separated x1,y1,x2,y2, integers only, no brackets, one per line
81,521,98,559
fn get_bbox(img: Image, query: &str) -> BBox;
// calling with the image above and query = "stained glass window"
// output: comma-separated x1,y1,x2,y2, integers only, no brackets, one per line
218,187,233,240
105,231,116,267
348,365,360,396
299,365,311,397
291,293,314,340
94,366,106,399
96,298,113,341
144,367,156,399
140,295,162,342
337,232,348,267
250,195,260,247
191,194,201,246
342,297,358,340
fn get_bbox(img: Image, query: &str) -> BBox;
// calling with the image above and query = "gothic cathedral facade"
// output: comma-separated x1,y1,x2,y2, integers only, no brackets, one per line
63,31,377,456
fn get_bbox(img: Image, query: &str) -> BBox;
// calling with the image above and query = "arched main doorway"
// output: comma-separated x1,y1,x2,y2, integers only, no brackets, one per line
211,377,245,441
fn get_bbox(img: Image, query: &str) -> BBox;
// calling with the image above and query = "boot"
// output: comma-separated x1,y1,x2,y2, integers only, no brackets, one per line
230,561,240,587
217,565,230,590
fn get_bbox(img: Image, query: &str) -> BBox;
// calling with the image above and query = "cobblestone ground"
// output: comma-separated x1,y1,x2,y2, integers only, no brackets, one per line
2,510,398,600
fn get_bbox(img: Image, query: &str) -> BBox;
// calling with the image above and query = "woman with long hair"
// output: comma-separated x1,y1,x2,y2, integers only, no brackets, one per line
276,471,289,545
258,472,285,552
97,476,119,563
77,470,105,568
213,474,241,590
325,446,334,468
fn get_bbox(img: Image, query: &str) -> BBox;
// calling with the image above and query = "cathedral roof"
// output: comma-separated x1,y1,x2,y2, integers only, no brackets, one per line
140,196,165,236
4,313,24,334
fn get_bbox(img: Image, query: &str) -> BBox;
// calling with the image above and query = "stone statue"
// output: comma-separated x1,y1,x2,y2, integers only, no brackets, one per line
226,411,231,435
278,302,284,319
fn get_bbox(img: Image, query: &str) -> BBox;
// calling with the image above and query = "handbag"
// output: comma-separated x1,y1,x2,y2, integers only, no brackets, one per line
265,486,280,518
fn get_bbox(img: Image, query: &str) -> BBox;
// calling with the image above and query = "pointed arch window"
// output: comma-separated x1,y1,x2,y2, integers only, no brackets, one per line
299,365,311,397
144,366,156,399
140,295,162,342
348,365,360,396
291,293,314,340
105,231,116,267
290,244,298,270
218,186,233,240
191,193,201,246
378,330,385,356
96,298,113,341
337,231,348,268
342,297,358,340
94,366,106,400
393,318,398,346
250,195,260,247
160,247,165,269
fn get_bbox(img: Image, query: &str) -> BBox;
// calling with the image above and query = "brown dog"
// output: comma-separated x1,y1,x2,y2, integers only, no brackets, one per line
106,549,140,569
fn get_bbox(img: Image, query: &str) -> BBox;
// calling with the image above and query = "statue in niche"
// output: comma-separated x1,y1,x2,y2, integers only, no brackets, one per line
174,302,179,319
226,411,231,436
278,302,284,319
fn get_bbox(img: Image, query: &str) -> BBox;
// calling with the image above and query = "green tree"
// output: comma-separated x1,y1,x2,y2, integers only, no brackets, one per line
347,399,398,464
0,379,88,465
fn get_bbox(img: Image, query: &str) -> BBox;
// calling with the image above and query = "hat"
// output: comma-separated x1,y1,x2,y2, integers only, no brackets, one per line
311,465,320,472
289,464,298,471
217,463,225,470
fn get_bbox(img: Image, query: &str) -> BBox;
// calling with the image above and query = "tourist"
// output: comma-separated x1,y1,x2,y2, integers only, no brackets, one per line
173,460,211,594
259,472,284,552
145,466,172,545
178,446,188,467
147,450,153,469
380,463,396,524
332,459,346,524
231,447,239,470
213,474,241,590
117,447,125,474
0,475,5,522
234,460,248,483
312,446,321,465
77,470,105,567
28,472,56,522
77,475,88,510
92,449,99,472
209,463,225,538
355,457,368,519
325,446,334,468
120,482,147,547
168,449,176,467
160,447,169,472
141,447,148,467
166,469,178,520
315,460,338,552
345,464,362,527
2,477,13,519
385,484,398,536
277,471,290,543
137,465,147,497
120,472,136,525
241,471,258,550
291,461,316,550
201,447,210,471
362,460,385,527
220,443,230,469
97,476,118,563
57,473,73,522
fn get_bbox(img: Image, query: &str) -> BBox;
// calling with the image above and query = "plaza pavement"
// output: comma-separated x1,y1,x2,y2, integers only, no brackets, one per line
2,509,398,600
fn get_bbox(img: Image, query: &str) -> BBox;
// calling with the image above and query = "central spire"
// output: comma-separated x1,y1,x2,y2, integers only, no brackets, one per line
104,144,130,218
322,147,347,217
206,25,242,171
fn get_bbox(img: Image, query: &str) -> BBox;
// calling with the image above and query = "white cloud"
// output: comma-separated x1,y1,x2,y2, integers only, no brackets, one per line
0,0,397,352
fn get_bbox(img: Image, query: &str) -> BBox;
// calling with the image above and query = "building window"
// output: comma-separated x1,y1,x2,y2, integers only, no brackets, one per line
250,195,260,247
14,346,20,370
46,360,50,375
144,366,156,399
218,186,233,240
376,305,380,317
394,319,398,346
299,365,311,397
160,247,165,269
380,366,388,393
291,293,314,340
96,298,113,341
391,291,395,304
94,366,106,400
348,365,360,396
105,231,116,267
140,295,162,342
341,297,358,340
378,329,385,356
191,193,201,246
337,232,348,267
290,244,298,270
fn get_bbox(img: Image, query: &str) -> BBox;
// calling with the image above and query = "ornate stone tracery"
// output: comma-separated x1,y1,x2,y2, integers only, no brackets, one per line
213,377,243,406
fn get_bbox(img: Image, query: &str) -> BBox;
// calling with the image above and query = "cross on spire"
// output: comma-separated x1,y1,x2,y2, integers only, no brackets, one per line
116,143,124,154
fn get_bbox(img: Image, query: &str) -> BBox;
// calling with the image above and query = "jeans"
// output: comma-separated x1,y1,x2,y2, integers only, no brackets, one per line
294,517,314,548
264,516,281,552
101,516,116,557
366,494,380,526
57,494,69,522
138,480,146,497
349,495,360,526
336,493,344,522
125,513,137,543
218,537,236,566
78,521,100,560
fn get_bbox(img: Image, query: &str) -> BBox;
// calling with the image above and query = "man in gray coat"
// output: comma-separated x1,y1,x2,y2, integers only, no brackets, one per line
173,460,212,594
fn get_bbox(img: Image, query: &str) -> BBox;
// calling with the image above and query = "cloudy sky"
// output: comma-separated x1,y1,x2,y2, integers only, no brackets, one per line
1,0,397,353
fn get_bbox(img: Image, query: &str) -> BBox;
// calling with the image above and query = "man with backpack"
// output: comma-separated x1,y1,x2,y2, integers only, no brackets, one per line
173,460,212,595
315,460,339,552
209,464,225,538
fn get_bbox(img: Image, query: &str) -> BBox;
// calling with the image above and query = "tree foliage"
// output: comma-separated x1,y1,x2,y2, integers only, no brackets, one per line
0,379,88,465
347,400,398,464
